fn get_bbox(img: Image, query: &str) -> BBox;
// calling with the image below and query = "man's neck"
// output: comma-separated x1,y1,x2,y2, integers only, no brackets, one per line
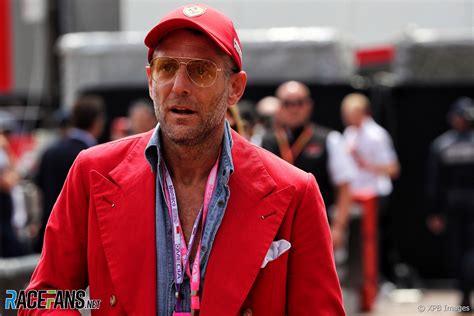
161,126,224,186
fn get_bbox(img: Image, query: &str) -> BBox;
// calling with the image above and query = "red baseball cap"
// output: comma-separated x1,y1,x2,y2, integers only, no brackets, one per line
144,4,243,71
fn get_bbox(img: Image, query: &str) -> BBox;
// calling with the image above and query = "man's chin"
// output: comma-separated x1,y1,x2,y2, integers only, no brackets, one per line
161,119,224,147
163,128,204,147
169,136,201,146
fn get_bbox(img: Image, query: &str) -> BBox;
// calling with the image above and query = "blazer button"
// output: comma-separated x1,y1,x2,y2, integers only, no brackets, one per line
110,294,117,307
242,308,253,316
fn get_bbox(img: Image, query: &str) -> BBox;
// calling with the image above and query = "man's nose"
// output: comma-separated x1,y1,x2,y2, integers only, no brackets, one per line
171,64,192,95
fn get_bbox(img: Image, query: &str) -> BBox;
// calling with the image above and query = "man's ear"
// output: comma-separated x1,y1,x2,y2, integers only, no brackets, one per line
146,66,153,99
227,71,247,106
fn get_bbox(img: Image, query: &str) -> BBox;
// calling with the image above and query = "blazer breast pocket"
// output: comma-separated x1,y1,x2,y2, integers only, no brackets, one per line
242,241,290,316
261,239,291,268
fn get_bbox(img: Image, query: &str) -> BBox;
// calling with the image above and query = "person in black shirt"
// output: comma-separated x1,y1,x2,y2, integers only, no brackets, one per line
426,97,474,311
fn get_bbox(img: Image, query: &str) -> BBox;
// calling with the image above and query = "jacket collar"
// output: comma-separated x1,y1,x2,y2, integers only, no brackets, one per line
90,131,157,315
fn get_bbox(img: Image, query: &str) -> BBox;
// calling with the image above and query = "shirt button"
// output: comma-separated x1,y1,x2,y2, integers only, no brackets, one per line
217,200,225,207
201,245,207,253
110,294,116,307
242,308,253,316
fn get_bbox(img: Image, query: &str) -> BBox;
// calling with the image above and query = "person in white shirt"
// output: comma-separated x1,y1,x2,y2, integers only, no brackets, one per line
341,93,400,305
341,93,399,197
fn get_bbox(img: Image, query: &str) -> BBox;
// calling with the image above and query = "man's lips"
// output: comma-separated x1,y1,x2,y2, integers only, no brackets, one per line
169,106,196,115
170,107,196,115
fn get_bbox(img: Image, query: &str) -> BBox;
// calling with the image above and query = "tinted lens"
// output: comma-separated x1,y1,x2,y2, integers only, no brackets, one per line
283,99,306,107
187,59,218,87
151,57,179,83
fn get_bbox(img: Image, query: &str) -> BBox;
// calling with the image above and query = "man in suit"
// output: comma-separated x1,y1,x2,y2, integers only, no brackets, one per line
35,95,105,251
22,4,345,315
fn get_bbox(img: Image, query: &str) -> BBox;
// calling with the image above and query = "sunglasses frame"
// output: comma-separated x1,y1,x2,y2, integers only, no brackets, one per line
282,98,309,108
149,56,223,88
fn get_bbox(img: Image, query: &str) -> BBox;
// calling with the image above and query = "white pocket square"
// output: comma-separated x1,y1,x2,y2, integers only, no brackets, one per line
261,239,291,268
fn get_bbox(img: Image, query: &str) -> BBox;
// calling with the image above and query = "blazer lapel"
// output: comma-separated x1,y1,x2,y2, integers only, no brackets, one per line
90,134,156,315
200,132,296,315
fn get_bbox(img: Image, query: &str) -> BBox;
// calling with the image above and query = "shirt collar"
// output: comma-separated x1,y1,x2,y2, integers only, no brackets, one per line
69,128,97,148
144,121,234,178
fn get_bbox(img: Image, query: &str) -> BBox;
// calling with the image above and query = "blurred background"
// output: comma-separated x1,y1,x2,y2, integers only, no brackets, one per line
1,0,473,315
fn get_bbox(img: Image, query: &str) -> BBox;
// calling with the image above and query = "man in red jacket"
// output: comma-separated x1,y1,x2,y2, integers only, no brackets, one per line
21,4,345,315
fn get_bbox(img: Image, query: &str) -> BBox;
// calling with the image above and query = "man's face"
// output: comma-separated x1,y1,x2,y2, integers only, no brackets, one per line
147,29,230,146
277,88,312,129
342,106,364,128
130,108,157,134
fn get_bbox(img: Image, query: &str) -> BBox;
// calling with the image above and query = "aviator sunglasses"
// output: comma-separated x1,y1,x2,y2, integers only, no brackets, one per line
282,98,309,108
149,56,223,88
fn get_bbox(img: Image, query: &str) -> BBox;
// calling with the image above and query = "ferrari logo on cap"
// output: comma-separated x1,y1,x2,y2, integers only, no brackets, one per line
183,5,206,18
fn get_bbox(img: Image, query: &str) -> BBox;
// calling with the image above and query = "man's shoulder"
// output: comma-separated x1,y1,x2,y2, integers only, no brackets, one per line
260,130,278,152
261,130,277,142
77,132,152,172
364,119,392,142
41,137,86,160
312,124,333,138
46,136,81,150
311,125,337,149
431,130,459,152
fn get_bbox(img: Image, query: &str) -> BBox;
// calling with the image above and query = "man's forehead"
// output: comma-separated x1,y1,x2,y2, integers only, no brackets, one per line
278,81,310,99
280,89,309,100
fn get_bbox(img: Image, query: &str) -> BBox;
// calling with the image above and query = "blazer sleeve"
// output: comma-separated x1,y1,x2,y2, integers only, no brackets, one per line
287,173,345,316
19,152,89,315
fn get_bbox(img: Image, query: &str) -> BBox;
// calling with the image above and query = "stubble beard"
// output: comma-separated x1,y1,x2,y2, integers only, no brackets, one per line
154,89,228,147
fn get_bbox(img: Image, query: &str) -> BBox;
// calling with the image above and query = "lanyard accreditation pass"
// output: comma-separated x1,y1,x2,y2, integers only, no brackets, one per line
162,155,220,316
275,125,314,164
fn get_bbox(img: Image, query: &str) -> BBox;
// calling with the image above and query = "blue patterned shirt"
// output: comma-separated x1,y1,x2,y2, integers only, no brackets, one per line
144,122,234,315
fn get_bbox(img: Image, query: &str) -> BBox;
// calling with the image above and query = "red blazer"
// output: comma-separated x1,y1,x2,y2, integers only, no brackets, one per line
22,130,345,316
